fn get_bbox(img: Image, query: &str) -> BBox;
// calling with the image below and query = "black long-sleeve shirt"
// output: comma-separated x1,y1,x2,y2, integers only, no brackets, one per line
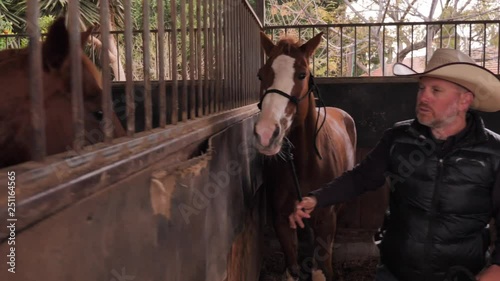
310,121,500,265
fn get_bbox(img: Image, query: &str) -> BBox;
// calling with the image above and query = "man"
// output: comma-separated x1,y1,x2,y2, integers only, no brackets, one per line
288,48,500,281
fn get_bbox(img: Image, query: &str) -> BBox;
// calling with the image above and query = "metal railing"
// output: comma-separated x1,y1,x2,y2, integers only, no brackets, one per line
264,20,500,77
3,0,262,166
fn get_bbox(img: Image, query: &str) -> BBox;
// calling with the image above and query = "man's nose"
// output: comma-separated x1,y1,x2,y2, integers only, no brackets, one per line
417,89,431,103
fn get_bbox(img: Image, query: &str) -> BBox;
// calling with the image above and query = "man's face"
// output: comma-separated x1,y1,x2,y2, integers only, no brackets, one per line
415,76,471,128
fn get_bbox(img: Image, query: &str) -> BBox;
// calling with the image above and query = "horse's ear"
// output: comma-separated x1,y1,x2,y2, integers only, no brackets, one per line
42,17,69,70
260,31,275,57
300,32,324,59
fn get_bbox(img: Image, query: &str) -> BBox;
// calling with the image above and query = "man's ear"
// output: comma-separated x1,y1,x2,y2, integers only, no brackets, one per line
461,91,474,110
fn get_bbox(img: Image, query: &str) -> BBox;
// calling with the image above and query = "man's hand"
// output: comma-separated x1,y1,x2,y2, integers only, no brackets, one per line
477,264,500,281
288,196,317,229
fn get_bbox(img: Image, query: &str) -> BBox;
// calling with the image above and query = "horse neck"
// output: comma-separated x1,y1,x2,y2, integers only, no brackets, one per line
287,92,319,170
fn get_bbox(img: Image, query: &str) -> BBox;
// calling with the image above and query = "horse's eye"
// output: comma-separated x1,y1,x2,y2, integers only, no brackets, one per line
93,110,103,121
297,73,306,80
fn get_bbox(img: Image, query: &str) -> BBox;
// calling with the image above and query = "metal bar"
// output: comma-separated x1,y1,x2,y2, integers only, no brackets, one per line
483,23,486,68
353,26,357,76
440,24,443,48
326,27,329,76
157,0,166,127
340,26,343,77
230,0,235,109
227,1,236,108
469,24,472,56
180,0,188,121
368,25,371,76
203,0,209,115
214,0,221,113
396,25,399,62
242,8,247,105
312,28,316,75
143,0,152,130
237,5,242,107
382,26,385,76
197,0,203,117
68,0,84,151
246,10,250,105
209,0,216,113
454,24,458,49
171,0,179,124
27,0,46,161
223,0,229,110
124,0,135,135
100,0,113,142
189,0,196,119
411,25,414,68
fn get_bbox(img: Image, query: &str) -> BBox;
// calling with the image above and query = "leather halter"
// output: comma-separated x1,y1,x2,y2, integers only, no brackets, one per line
257,74,316,110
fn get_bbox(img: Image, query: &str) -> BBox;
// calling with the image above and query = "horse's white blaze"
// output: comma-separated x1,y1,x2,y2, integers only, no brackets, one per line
255,54,296,149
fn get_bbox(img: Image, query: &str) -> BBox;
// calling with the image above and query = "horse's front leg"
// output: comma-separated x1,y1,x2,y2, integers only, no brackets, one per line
311,206,336,281
272,191,300,280
273,212,300,279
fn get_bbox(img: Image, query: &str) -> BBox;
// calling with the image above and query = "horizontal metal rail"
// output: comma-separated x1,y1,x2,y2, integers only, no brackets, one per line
263,20,500,77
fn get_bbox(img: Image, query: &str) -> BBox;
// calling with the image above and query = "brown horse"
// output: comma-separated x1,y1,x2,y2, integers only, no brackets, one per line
0,17,126,169
254,32,357,281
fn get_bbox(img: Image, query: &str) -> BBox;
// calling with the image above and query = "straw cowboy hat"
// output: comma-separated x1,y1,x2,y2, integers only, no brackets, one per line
393,48,500,112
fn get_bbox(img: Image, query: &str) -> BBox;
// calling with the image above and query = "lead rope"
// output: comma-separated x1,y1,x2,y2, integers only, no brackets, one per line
309,74,327,160
282,137,315,280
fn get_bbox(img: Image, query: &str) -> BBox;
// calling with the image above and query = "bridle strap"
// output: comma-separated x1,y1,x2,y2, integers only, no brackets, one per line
257,75,315,110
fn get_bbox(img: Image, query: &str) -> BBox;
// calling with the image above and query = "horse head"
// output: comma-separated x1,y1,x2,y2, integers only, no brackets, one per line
254,32,323,156
0,17,125,168
40,17,126,146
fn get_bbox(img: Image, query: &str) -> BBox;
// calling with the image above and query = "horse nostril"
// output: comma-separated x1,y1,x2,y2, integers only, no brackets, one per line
272,125,280,140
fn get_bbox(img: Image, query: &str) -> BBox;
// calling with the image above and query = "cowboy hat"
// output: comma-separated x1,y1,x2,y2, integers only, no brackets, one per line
393,48,500,112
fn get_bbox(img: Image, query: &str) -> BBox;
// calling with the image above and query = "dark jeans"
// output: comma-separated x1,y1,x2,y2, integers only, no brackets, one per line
374,264,399,281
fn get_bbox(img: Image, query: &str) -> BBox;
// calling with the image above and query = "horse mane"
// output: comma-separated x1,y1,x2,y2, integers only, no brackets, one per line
271,36,303,57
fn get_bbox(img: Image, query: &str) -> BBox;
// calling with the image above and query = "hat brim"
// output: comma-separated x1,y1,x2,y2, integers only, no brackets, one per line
393,62,500,112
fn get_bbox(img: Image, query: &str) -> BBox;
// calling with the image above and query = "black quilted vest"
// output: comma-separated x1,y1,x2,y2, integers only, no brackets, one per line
380,112,500,281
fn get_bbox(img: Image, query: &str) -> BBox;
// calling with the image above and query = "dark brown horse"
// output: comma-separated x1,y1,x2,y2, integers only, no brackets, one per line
254,32,357,281
0,17,126,169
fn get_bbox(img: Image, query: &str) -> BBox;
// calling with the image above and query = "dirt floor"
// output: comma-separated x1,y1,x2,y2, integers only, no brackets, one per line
259,249,378,281
259,224,379,281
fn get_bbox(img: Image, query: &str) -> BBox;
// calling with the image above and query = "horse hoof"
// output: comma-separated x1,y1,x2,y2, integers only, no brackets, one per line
285,269,299,281
312,269,326,281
